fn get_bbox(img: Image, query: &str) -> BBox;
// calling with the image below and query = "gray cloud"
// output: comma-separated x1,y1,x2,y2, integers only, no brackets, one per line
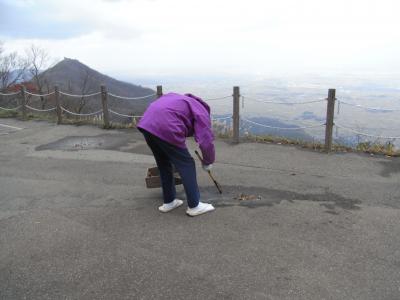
0,1,144,40
0,2,94,39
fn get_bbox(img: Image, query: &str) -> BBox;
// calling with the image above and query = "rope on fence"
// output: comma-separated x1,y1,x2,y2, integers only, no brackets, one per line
0,91,21,96
26,105,56,112
108,93,156,100
204,95,232,101
212,116,232,121
25,91,55,97
242,118,325,130
334,123,400,139
61,106,103,116
242,96,326,105
59,91,101,98
0,105,21,111
258,115,322,125
108,109,143,118
338,100,400,112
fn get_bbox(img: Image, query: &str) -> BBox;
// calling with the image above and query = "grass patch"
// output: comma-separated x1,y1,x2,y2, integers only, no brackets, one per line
0,110,19,118
26,112,57,122
243,133,327,151
238,132,398,156
355,141,400,157
107,122,136,129
61,117,103,127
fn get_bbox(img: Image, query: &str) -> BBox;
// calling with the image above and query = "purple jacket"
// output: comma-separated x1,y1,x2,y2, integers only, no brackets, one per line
137,92,215,165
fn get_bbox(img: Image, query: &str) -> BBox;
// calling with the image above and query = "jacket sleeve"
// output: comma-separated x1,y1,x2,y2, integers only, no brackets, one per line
193,111,215,165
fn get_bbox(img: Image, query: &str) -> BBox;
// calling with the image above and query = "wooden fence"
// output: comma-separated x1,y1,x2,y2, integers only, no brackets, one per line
4,85,342,152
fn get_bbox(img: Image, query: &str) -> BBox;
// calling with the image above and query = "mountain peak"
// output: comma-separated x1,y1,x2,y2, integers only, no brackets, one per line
38,58,156,114
41,58,153,94
60,57,89,67
49,57,93,75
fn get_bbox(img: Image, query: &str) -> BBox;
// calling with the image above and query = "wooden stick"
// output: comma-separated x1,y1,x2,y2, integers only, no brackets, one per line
194,150,222,194
325,89,336,152
101,85,110,129
233,86,240,143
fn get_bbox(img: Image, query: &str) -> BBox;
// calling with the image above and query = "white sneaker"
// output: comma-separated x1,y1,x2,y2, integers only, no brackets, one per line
158,199,183,212
186,202,215,217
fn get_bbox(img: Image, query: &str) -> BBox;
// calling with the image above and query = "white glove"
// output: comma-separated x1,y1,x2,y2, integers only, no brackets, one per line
202,164,213,172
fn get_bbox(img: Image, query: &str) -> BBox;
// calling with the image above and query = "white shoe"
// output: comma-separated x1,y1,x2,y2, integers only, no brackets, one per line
158,199,183,212
186,202,215,217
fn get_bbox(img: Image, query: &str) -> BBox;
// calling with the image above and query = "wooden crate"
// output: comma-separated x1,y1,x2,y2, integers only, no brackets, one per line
145,166,183,188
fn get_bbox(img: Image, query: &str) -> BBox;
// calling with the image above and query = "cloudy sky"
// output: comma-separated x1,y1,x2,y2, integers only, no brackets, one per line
1,0,400,78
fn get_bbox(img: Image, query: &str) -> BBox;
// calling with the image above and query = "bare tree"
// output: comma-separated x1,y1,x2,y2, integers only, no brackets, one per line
0,42,28,91
63,69,97,118
0,42,29,109
26,45,50,109
77,69,91,113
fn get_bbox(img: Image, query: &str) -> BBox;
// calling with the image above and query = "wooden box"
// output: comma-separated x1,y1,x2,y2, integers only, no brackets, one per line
145,166,183,188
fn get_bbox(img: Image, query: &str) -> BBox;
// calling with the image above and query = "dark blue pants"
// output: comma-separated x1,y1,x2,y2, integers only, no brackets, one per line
139,129,200,208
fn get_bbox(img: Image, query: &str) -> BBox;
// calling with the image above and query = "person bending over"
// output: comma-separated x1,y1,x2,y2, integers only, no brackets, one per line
137,92,215,217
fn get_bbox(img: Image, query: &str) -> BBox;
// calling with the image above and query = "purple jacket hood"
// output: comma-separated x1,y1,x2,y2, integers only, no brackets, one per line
184,93,211,115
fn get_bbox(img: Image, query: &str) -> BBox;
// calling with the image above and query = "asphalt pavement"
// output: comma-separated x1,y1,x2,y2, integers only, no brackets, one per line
1,119,399,299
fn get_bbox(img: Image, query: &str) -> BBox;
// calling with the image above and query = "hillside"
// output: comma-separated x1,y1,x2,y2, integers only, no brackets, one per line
241,116,314,141
213,115,314,141
38,58,156,116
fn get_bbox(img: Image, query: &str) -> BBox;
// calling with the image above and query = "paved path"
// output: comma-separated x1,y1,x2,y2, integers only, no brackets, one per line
1,119,399,299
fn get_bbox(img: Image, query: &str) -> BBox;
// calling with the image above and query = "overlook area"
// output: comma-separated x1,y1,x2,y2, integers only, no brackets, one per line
1,119,400,299
2,0,400,298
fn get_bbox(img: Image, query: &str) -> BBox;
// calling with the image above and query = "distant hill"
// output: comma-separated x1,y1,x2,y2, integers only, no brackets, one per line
8,69,32,84
37,58,156,117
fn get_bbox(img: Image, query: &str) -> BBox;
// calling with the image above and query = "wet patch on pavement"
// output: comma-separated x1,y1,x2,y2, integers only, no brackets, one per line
199,185,361,213
35,134,137,151
379,159,400,177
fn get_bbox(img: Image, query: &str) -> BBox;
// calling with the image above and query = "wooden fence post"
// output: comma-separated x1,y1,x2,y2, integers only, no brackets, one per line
20,86,27,120
54,85,62,124
101,85,110,129
157,85,163,98
324,89,336,152
233,86,240,143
